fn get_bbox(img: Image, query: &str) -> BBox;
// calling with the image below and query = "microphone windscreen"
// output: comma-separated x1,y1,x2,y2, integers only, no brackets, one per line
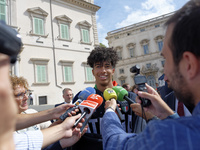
112,86,128,101
78,87,96,100
87,94,103,108
103,88,117,100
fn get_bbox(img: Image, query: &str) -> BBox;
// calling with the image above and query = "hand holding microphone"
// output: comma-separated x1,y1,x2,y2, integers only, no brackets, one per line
60,87,96,121
103,88,125,122
73,94,103,129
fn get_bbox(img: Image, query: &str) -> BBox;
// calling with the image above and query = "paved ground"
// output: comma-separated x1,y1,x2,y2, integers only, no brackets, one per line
29,105,55,112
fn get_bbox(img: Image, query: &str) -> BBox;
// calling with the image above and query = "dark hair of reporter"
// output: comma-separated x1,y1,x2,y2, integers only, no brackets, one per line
87,47,119,68
165,0,200,65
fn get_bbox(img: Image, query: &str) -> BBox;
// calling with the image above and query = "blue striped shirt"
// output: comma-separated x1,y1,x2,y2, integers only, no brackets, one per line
14,130,43,150
101,102,200,150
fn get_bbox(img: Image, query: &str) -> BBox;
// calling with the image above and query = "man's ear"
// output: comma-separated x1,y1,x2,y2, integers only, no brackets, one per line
182,52,199,79
92,68,94,75
112,68,115,74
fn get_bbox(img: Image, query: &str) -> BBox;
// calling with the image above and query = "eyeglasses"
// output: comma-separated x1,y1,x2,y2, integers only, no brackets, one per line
15,90,30,100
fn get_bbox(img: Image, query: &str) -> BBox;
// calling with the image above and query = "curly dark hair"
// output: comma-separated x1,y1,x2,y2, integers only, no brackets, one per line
87,47,119,68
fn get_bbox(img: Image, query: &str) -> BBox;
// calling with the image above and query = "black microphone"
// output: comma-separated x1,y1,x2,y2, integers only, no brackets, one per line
73,94,103,128
60,87,96,121
0,21,22,64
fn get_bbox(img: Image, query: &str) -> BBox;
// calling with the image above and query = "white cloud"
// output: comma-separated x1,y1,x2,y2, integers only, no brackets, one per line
124,5,132,12
97,22,103,30
96,13,99,20
115,0,175,29
96,22,109,46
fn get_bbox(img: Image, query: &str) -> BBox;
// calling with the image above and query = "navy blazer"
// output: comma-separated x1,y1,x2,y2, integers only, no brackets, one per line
55,102,65,107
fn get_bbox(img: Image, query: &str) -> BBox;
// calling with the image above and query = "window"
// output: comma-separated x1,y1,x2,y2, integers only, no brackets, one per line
129,47,134,58
81,29,90,43
127,43,135,58
143,44,149,54
78,20,91,44
0,0,6,22
115,36,119,39
55,15,72,41
155,24,160,28
147,75,156,89
39,96,47,105
60,24,69,40
60,60,74,84
120,80,125,86
31,58,49,85
27,7,48,37
146,63,151,69
158,41,163,51
115,46,123,60
119,68,124,74
117,51,122,60
140,39,150,55
36,64,47,83
140,28,145,32
63,66,73,82
161,60,165,67
33,17,44,35
154,35,164,51
85,66,94,82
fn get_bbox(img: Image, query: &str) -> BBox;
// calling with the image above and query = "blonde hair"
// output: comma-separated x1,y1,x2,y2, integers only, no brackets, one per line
10,76,29,91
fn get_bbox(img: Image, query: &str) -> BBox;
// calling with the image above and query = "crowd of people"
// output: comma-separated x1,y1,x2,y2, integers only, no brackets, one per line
0,0,200,149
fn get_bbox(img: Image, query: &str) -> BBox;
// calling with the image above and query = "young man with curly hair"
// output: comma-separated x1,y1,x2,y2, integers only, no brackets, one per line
72,47,146,150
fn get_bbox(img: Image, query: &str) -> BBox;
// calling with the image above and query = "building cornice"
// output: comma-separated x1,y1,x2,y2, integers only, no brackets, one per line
106,12,174,39
58,0,100,12
116,52,163,67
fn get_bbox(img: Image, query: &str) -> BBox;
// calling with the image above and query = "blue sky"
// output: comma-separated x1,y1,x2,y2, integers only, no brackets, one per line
94,0,189,46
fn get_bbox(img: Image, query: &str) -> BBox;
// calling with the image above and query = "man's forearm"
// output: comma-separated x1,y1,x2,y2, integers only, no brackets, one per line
41,124,66,148
0,55,17,150
16,108,54,130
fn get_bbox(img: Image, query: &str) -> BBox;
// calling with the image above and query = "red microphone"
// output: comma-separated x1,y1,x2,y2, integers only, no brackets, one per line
73,94,103,127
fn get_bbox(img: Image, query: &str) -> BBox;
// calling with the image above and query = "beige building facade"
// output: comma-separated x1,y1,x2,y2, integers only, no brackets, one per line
106,12,174,89
1,0,100,105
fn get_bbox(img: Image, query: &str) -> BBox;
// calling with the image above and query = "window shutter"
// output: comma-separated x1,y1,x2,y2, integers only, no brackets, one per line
60,24,69,40
0,0,6,22
39,19,44,35
34,17,44,35
86,67,94,81
82,29,89,43
64,66,72,82
37,65,47,83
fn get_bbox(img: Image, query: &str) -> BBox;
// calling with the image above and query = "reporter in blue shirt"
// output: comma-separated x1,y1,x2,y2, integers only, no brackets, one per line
101,1,200,149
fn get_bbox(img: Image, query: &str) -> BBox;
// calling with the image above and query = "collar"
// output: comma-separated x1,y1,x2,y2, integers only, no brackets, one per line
94,81,118,90
192,102,200,116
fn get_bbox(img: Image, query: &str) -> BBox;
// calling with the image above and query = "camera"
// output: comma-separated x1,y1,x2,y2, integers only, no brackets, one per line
130,65,151,107
0,21,22,64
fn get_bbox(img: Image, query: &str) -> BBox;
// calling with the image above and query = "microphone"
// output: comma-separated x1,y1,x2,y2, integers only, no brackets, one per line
74,94,103,129
112,86,136,104
103,88,125,122
60,87,96,121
